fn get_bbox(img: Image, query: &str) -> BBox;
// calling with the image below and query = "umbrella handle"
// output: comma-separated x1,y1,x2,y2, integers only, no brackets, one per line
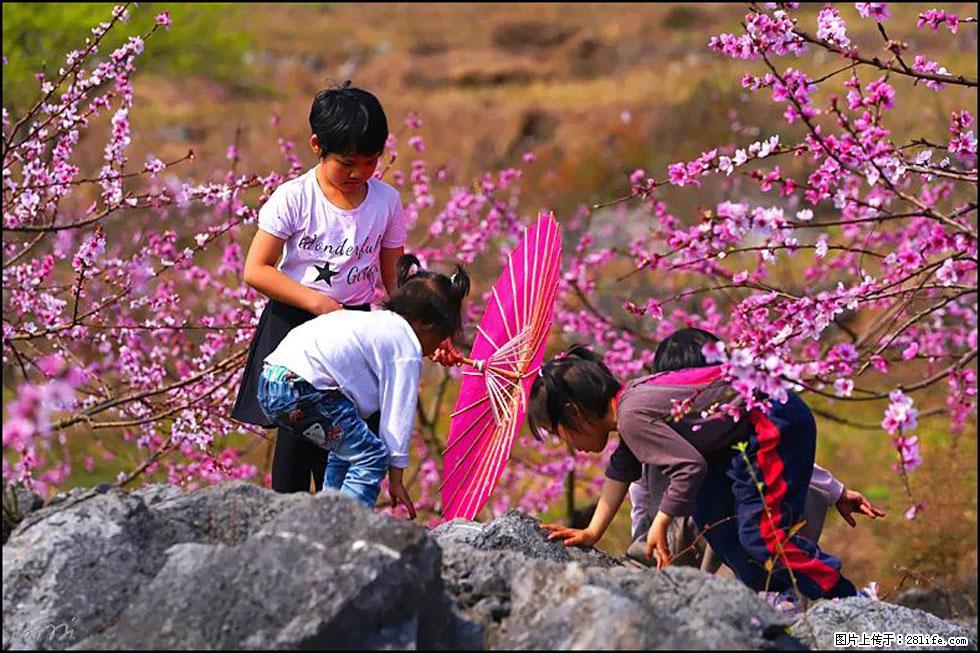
460,356,523,381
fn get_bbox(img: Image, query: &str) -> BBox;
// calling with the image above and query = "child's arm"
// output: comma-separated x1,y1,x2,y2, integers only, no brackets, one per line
377,353,422,519
541,476,629,547
379,246,404,296
811,464,886,526
243,230,342,314
810,464,845,504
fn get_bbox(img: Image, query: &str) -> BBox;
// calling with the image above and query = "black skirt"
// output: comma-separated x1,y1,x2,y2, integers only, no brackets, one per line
231,299,370,427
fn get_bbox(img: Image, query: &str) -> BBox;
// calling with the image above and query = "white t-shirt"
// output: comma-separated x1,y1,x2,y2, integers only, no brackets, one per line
257,168,407,306
264,309,422,469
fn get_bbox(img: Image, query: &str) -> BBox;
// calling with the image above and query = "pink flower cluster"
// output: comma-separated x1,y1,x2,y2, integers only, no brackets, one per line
817,6,851,48
917,9,961,33
709,9,806,60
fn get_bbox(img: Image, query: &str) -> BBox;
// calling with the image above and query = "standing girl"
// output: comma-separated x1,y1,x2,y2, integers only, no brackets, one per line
233,81,406,493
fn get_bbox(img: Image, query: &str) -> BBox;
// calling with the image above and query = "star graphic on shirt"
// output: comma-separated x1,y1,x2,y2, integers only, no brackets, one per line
312,261,339,286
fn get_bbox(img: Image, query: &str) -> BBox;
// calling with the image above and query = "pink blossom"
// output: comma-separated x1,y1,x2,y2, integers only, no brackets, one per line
834,378,854,397
144,156,165,176
854,3,890,21
154,11,172,31
817,7,851,48
882,390,918,435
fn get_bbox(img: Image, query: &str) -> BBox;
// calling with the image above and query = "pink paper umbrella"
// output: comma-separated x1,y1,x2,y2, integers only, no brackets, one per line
441,212,563,521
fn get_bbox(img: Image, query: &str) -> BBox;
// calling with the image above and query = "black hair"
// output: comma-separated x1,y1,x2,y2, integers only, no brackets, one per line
653,327,721,373
527,344,622,441
309,80,388,158
381,254,470,341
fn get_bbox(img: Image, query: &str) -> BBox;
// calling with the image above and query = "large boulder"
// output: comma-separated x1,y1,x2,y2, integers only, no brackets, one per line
433,511,621,649
3,482,445,650
433,511,802,650
492,564,804,650
6,484,977,651
432,510,620,568
792,597,977,650
4,485,162,651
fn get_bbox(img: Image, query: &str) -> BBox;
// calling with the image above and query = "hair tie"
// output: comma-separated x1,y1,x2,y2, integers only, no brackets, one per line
555,350,569,361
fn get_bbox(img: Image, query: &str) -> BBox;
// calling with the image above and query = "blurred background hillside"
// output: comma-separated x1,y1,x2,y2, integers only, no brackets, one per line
3,3,976,601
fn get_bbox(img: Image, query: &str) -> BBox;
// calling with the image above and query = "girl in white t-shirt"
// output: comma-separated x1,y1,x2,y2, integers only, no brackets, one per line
233,82,413,493
257,255,470,516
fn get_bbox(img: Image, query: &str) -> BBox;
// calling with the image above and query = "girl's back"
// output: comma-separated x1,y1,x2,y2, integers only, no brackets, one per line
619,366,752,458
266,309,421,411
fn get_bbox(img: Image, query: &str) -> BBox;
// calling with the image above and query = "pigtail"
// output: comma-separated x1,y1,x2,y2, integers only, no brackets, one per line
395,254,422,288
448,265,471,304
565,343,598,362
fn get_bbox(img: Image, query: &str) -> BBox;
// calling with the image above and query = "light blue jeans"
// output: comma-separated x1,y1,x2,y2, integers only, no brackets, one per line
257,363,389,508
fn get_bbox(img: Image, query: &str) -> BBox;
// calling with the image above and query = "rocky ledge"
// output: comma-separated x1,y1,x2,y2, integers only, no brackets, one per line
3,481,975,650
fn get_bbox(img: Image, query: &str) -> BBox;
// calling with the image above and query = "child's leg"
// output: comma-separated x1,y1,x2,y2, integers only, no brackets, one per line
323,411,381,491
731,395,857,599
259,365,320,493
324,452,350,491
309,393,388,508
695,454,771,588
272,427,325,493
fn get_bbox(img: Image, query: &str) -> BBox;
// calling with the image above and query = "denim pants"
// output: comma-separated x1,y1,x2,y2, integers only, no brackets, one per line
257,364,389,508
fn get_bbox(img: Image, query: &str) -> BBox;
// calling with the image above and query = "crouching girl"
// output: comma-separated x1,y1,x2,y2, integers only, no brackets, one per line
258,255,469,517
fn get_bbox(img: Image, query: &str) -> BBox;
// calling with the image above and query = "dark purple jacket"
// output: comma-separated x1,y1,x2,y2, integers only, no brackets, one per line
605,366,751,516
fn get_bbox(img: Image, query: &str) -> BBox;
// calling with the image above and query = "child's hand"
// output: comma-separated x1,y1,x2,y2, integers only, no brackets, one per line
388,482,417,520
645,511,673,570
310,293,343,315
540,523,600,548
835,487,886,527
430,338,464,367
387,467,417,520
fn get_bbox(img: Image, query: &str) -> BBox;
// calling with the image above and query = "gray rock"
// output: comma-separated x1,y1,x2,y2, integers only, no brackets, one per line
8,484,976,652
2,485,44,545
3,482,445,651
435,511,800,650
75,490,444,650
3,488,155,651
792,597,977,650
892,586,976,621
438,543,535,648
491,563,803,650
433,511,620,649
432,510,620,568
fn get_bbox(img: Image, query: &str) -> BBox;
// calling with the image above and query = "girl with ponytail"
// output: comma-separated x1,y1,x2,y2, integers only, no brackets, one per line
256,255,470,518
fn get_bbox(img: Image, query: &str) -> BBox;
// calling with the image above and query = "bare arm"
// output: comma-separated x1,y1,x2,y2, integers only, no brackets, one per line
541,476,629,547
242,229,341,315
584,476,630,540
380,246,404,297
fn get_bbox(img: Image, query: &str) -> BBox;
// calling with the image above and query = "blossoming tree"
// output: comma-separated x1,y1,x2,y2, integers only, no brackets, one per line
2,4,976,528
552,2,976,521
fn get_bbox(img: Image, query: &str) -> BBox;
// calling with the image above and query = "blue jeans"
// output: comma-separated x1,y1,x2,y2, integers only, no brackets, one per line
257,364,389,508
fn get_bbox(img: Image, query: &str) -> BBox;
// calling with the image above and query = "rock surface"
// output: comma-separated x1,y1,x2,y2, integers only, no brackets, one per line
2,485,44,545
3,482,976,651
792,597,977,650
